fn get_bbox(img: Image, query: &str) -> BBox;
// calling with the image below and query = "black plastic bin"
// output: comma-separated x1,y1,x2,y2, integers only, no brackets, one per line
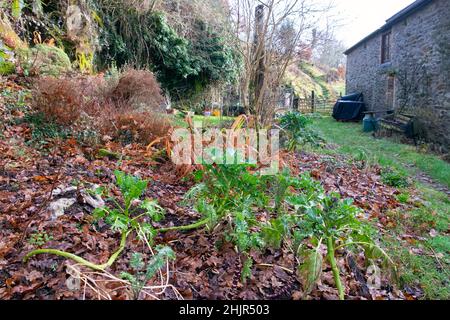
332,93,365,121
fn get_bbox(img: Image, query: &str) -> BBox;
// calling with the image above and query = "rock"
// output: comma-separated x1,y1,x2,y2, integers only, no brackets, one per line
17,44,72,77
0,15,26,50
49,198,76,220
49,184,105,220
52,186,77,197
80,186,105,209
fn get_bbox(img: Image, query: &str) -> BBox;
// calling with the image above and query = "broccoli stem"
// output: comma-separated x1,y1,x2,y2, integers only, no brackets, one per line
24,218,210,271
327,236,345,300
157,218,210,233
24,231,129,271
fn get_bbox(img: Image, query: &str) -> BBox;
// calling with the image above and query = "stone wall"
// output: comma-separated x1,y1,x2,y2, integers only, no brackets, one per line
345,0,450,150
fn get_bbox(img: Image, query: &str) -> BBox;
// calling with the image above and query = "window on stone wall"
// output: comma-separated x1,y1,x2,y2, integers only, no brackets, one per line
381,32,391,64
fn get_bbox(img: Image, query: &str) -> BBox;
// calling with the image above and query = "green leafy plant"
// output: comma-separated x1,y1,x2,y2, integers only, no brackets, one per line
184,164,271,281
23,112,70,146
241,256,254,283
185,164,269,228
25,171,165,271
382,168,410,188
261,214,293,250
279,111,325,151
396,192,411,204
287,176,396,300
92,171,165,243
121,247,176,299
185,163,396,295
28,231,53,247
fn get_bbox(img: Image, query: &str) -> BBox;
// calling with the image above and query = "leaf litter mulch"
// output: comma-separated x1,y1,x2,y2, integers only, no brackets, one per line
0,82,411,300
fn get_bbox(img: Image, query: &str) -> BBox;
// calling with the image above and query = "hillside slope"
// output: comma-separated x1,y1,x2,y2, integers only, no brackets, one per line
285,62,345,100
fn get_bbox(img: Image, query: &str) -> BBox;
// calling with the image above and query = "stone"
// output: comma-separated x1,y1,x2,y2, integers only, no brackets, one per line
80,185,105,209
52,186,78,197
0,15,26,50
51,184,105,210
17,44,72,77
49,198,76,220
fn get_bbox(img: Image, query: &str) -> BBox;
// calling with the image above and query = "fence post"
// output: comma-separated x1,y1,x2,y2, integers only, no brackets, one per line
311,90,315,113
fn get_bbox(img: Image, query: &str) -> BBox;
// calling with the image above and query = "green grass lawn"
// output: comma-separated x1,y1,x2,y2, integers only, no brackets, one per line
192,115,236,127
312,117,450,299
313,117,450,188
171,114,236,128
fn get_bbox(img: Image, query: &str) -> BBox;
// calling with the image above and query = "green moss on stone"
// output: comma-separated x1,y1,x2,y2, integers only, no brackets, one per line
18,44,72,76
0,60,15,75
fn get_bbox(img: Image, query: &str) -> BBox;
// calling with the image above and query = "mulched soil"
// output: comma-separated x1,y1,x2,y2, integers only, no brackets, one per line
0,80,408,300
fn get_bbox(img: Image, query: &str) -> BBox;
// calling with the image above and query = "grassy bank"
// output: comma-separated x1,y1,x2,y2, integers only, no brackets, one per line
313,116,449,299
313,117,450,188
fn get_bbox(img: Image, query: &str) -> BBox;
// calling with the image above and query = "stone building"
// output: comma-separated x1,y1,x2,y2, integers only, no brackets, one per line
344,0,450,149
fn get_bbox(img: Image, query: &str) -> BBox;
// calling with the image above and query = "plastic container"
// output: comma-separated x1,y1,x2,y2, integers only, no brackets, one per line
363,114,378,132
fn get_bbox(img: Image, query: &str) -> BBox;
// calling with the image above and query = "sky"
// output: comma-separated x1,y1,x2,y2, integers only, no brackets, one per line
330,0,416,47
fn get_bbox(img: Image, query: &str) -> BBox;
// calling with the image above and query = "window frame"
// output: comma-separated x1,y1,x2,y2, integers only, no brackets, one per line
381,31,392,64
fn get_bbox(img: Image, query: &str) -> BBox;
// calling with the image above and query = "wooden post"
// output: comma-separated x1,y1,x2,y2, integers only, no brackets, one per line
311,90,315,113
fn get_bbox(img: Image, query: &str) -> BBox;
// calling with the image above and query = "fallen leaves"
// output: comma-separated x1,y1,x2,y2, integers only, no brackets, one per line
32,175,57,183
0,81,415,300
284,152,401,220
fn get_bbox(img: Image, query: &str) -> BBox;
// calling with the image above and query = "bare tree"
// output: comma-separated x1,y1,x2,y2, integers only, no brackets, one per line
229,0,333,127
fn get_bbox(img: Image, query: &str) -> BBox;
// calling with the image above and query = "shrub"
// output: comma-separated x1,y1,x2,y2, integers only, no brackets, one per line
32,77,85,126
95,6,241,98
279,111,325,150
100,110,172,145
30,69,171,145
110,69,165,111
381,168,410,188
